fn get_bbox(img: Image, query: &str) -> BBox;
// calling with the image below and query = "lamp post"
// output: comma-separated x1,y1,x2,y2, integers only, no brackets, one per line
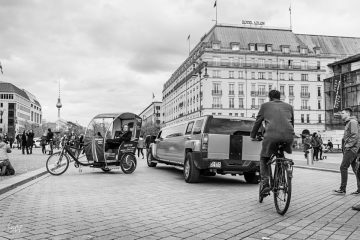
0,109,3,133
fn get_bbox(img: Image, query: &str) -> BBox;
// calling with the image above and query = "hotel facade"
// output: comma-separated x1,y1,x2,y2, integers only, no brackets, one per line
162,24,360,134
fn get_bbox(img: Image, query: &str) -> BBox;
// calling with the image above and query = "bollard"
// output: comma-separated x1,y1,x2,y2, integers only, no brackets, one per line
307,148,314,165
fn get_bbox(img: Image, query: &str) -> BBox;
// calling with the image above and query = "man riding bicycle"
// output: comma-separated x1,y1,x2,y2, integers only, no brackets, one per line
250,90,295,196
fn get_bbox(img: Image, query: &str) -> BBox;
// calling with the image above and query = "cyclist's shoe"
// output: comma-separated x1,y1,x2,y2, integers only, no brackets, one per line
352,204,360,211
260,183,271,196
333,189,346,195
350,190,360,195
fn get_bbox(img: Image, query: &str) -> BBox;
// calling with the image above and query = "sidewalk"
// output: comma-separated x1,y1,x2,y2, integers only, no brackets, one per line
290,151,344,173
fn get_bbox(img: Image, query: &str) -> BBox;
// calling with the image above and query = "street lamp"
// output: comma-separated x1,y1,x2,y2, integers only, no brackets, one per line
0,109,3,133
198,61,208,117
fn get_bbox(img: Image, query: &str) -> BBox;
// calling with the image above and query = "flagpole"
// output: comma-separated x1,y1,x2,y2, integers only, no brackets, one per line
289,0,292,30
215,1,218,25
187,35,191,55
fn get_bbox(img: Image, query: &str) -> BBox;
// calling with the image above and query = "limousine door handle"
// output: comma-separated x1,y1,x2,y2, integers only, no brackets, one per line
185,136,191,140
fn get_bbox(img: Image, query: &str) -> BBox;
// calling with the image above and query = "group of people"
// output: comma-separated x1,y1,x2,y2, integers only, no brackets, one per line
302,131,324,161
250,90,360,212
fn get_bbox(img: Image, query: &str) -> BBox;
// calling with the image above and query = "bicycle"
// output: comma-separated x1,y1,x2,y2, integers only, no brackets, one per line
259,143,294,215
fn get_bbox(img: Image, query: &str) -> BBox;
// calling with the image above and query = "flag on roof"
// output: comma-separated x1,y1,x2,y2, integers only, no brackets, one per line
214,0,217,7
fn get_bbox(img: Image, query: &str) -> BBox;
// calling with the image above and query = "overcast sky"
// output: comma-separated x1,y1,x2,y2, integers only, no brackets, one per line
1,0,359,126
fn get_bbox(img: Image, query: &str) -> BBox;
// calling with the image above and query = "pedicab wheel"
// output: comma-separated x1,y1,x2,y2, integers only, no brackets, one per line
120,153,137,174
147,150,157,167
184,152,200,183
101,167,111,172
46,151,70,176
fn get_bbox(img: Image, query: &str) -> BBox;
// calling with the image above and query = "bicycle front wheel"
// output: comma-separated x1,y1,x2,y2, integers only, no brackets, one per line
46,151,70,176
273,162,292,215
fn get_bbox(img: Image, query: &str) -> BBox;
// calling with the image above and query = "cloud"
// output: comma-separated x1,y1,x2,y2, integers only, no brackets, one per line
0,0,360,126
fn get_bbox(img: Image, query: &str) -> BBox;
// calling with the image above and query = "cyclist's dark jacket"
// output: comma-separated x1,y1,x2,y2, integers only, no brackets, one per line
250,99,295,157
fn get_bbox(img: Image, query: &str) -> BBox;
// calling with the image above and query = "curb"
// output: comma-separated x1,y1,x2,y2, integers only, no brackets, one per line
0,167,49,195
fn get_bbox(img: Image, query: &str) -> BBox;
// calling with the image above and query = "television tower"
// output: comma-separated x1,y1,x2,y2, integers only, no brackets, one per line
56,80,62,130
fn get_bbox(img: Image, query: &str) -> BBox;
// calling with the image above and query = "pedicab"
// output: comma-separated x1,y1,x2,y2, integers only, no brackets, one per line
46,112,142,175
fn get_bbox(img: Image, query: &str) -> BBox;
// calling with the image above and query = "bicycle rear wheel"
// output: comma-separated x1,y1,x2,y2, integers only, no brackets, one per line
46,151,70,176
273,161,292,215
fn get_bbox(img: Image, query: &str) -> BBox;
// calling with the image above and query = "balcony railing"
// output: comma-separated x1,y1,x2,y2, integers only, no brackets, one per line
212,104,223,108
251,105,259,109
228,91,235,95
301,106,311,110
250,91,257,96
206,61,322,71
238,91,244,96
300,92,311,98
212,90,222,95
289,93,294,97
257,91,268,97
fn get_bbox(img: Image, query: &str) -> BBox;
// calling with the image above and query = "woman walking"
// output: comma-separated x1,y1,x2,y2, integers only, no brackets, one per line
137,136,145,159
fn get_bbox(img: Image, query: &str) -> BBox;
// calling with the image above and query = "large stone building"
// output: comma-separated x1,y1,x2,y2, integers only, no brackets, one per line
0,81,42,137
162,24,360,134
139,101,163,127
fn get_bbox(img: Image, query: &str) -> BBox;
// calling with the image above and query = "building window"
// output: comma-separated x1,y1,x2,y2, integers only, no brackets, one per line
289,86,294,97
231,44,239,51
212,97,221,108
280,73,285,80
318,100,321,109
251,98,256,108
289,73,293,81
229,113,232,116
301,74,309,81
238,84,244,95
258,72,265,79
238,71,243,79
301,61,308,70
241,113,244,117
212,43,220,49
317,74,321,81
258,85,266,96
259,59,265,68
268,72,272,80
239,98,244,108
239,58,244,67
281,46,290,53
235,113,238,116
317,87,321,97
249,44,255,51
279,59,285,68
317,61,321,70
318,114,322,123
259,98,265,105
229,83,235,95
212,70,221,78
213,57,220,66
229,71,234,78
266,45,272,52
307,114,310,123
301,99,309,109
212,82,221,94
300,48,308,54
229,57,234,66
315,48,321,55
229,98,234,108
251,72,255,79
300,86,309,97
301,114,304,123
268,84,272,91
289,99,294,106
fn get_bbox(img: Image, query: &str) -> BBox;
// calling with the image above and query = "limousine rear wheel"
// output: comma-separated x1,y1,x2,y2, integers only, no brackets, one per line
184,152,200,183
147,150,157,167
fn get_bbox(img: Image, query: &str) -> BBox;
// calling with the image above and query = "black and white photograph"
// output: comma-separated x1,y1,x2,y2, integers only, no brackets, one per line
1,0,360,239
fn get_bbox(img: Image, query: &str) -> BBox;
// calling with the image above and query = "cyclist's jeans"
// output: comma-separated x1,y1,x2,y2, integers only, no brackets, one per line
340,150,360,191
260,156,271,185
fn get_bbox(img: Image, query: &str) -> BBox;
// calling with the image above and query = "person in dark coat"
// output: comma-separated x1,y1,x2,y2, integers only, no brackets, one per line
21,131,27,154
105,124,132,151
46,128,54,155
27,130,34,154
40,132,47,154
250,90,294,196
311,132,321,161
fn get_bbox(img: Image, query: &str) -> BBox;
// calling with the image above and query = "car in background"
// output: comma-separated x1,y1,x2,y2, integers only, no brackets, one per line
147,115,262,183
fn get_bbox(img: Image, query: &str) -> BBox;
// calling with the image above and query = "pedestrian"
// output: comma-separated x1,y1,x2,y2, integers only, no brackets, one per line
16,133,21,149
46,128,54,155
137,135,145,159
333,108,360,195
311,132,321,161
9,136,14,149
40,132,47,154
318,135,324,160
27,129,34,154
21,130,27,154
302,130,312,160
0,134,15,176
327,140,333,152
3,134,9,144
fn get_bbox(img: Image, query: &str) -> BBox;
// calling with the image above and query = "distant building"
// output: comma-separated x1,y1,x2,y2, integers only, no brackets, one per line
0,81,42,137
324,53,360,130
162,24,360,134
139,101,163,128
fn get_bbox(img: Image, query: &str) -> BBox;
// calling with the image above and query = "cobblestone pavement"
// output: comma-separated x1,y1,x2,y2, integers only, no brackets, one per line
1,155,360,240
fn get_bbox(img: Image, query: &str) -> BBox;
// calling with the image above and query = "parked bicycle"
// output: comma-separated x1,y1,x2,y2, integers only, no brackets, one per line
259,143,294,215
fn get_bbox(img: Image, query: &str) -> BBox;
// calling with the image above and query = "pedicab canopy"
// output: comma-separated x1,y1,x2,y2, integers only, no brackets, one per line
84,112,142,162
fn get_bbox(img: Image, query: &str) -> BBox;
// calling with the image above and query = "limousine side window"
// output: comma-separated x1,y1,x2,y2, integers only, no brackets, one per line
185,122,194,135
206,118,254,135
165,124,185,138
192,119,204,135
